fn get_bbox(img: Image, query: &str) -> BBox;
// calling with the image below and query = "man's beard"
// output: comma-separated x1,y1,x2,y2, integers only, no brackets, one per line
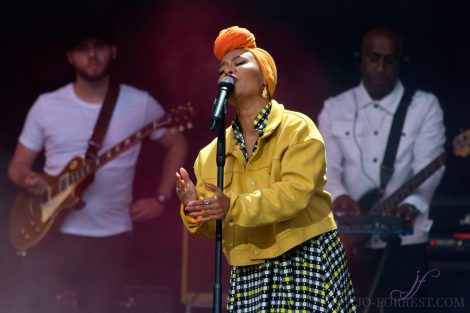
74,61,112,82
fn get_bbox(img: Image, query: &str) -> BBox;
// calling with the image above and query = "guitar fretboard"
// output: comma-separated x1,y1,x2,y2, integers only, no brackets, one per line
71,117,172,184
373,151,447,213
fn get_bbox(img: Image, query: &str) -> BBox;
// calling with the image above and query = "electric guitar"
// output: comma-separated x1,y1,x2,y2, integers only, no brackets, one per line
336,151,447,255
9,103,195,253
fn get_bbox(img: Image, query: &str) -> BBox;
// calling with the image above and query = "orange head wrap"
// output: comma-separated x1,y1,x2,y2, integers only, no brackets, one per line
214,26,277,97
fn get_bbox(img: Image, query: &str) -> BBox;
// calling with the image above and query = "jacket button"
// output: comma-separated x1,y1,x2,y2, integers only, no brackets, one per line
252,248,259,254
250,182,255,188
227,217,234,223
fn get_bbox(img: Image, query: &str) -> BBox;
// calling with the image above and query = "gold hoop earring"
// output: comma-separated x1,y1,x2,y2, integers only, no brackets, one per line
262,85,269,99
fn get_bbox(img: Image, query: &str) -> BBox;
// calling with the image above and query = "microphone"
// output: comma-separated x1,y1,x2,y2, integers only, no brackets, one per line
210,76,235,131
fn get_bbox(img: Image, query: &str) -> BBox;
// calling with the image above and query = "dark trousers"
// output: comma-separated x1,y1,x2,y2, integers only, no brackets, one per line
347,239,428,313
12,232,131,313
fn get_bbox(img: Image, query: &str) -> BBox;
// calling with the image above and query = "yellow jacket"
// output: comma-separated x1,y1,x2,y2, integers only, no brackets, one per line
181,100,336,266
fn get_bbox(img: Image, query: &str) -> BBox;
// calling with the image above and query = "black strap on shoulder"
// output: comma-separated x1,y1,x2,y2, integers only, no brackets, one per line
379,88,414,192
85,82,120,161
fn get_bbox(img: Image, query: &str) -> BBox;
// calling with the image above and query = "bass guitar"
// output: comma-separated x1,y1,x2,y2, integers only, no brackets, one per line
9,103,195,253
336,151,447,255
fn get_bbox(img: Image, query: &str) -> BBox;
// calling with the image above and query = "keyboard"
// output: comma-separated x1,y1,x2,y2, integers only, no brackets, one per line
335,213,413,235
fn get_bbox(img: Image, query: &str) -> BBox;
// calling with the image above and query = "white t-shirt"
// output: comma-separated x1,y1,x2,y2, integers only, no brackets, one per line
319,81,446,246
19,83,166,237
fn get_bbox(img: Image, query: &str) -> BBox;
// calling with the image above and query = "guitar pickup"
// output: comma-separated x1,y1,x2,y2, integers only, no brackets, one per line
40,186,51,205
59,174,70,192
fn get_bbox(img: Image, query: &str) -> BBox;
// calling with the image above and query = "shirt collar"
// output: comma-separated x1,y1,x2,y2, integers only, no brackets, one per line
230,101,272,161
226,100,284,152
356,81,404,114
231,101,272,137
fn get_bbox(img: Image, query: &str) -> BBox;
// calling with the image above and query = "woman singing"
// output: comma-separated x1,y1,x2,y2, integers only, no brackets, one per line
175,26,356,312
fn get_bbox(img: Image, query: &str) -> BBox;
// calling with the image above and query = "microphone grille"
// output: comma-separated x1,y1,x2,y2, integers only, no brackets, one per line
219,76,235,91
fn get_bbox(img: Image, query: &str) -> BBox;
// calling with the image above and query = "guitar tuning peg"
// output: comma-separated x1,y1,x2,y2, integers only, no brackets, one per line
186,122,193,129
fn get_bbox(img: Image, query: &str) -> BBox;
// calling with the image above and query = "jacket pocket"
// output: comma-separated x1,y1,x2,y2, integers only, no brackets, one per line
331,120,365,139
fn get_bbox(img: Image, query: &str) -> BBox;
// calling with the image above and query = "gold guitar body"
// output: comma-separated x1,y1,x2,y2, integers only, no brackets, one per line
9,157,87,252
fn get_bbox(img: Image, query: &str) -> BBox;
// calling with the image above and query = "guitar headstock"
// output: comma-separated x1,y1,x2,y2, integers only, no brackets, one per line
453,129,470,157
167,102,195,133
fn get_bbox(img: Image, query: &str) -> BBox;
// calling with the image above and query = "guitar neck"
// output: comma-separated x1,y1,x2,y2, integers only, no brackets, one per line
96,117,171,168
68,116,171,184
374,151,447,212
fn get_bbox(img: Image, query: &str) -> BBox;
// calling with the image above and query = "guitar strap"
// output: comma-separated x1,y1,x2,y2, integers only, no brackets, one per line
379,88,414,194
85,81,120,161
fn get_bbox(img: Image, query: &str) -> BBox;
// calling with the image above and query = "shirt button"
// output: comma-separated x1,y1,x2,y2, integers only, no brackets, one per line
374,103,379,108
374,130,379,135
373,158,378,163
345,131,350,136
250,182,255,188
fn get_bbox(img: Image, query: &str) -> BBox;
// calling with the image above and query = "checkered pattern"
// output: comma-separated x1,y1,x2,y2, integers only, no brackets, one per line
232,101,272,162
227,231,357,312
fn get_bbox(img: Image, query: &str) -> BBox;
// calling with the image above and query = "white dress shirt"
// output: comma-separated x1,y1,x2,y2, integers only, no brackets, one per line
318,81,446,246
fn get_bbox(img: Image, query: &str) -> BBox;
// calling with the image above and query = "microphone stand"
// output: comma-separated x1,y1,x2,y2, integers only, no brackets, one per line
210,103,226,313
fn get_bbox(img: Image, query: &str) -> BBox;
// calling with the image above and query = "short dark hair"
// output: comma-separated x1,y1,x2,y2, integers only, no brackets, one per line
362,25,404,56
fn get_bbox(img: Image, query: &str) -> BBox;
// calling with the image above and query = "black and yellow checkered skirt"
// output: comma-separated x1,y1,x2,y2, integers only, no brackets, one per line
227,230,357,312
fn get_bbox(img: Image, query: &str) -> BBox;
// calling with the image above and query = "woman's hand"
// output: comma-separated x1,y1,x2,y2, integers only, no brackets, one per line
175,167,197,206
184,182,230,222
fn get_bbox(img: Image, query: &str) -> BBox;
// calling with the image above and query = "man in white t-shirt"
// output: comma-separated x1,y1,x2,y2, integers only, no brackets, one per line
8,25,188,313
318,26,445,312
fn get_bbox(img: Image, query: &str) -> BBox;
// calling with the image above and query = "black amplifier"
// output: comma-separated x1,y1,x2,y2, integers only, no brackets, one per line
428,195,470,256
428,233,470,256
429,195,470,233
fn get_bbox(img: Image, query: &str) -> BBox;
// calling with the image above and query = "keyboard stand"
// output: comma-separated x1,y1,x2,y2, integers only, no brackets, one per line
362,235,401,313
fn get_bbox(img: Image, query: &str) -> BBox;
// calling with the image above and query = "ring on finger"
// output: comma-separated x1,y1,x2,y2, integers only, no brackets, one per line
202,199,211,205
176,187,181,192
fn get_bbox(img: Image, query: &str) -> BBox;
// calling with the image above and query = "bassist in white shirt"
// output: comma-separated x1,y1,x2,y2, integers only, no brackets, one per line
318,26,445,312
